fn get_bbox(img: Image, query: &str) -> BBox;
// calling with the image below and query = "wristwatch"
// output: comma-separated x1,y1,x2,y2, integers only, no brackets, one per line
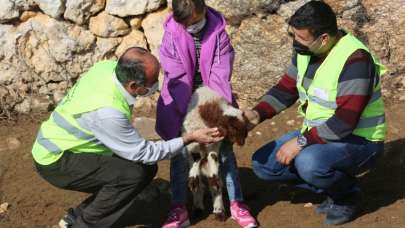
297,134,308,148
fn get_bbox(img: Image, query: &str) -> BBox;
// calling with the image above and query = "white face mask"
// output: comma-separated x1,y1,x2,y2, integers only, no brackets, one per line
138,82,159,97
186,17,206,34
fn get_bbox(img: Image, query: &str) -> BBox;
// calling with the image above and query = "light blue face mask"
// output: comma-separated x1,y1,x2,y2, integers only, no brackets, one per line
186,17,207,34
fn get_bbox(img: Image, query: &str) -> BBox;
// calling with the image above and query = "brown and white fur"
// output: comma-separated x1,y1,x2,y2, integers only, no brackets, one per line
182,86,248,220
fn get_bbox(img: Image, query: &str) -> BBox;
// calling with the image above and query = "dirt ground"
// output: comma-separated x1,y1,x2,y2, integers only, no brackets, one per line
0,101,404,228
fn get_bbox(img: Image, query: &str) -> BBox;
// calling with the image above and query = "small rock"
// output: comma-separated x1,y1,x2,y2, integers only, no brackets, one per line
64,0,105,25
133,117,160,140
35,0,65,18
0,202,9,214
31,96,51,112
270,121,276,126
142,8,171,58
89,11,130,38
115,30,148,57
255,131,262,136
20,11,38,22
277,0,312,18
130,16,143,29
106,0,164,17
248,132,253,137
399,95,405,101
286,120,295,126
7,137,21,150
0,0,20,22
14,99,31,114
133,96,156,113
304,202,313,208
53,90,66,104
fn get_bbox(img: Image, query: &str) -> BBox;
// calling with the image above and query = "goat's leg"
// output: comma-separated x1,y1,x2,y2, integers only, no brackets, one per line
188,160,201,193
188,160,205,212
209,175,226,221
203,151,226,221
192,179,205,214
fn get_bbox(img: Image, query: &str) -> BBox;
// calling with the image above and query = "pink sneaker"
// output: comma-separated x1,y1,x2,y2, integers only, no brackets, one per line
162,205,190,228
230,201,258,228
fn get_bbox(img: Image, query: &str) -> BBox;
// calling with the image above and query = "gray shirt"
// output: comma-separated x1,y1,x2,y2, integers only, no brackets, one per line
75,74,184,164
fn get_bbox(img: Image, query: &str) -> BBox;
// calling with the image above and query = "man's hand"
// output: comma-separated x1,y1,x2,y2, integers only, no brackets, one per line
183,128,224,145
243,109,260,131
276,137,302,165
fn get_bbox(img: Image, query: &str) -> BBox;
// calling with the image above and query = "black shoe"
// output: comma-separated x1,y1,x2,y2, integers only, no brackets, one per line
58,208,77,228
316,197,333,214
325,194,361,225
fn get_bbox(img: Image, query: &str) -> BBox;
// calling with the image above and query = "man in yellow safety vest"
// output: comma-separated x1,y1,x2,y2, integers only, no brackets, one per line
244,1,385,225
32,47,223,228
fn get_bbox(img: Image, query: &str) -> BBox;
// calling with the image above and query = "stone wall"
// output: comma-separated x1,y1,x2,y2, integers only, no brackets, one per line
0,0,404,117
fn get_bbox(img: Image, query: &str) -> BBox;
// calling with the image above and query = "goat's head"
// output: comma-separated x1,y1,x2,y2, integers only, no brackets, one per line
198,100,248,146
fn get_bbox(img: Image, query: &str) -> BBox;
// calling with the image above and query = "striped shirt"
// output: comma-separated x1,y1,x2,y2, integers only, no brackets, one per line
254,46,377,145
192,31,204,92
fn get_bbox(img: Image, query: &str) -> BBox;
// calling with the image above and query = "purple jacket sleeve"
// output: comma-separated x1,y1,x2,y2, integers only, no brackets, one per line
159,32,191,115
208,31,235,104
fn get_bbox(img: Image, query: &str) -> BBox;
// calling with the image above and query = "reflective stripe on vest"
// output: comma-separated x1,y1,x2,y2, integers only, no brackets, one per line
303,89,381,111
53,112,95,141
308,95,337,109
356,115,385,129
299,91,337,109
35,112,100,154
36,130,61,153
304,115,385,129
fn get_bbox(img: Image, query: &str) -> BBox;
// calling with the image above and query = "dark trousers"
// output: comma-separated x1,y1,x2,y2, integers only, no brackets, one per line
35,151,158,228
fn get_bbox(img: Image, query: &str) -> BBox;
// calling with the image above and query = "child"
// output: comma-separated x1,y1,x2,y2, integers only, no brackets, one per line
156,0,258,228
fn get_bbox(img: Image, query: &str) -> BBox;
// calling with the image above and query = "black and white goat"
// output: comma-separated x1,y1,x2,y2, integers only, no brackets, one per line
182,86,249,220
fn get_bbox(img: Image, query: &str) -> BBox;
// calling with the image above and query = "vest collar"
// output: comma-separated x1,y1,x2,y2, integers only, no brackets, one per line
112,73,137,106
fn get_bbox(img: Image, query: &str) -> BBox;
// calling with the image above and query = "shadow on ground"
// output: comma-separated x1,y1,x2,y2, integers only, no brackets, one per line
114,139,405,227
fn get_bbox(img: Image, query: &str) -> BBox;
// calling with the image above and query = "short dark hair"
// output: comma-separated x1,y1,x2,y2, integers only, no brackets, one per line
115,47,148,85
172,0,206,24
288,1,338,37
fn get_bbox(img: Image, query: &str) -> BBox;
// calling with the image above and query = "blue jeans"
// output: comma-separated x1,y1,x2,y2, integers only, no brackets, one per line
170,141,243,204
252,130,384,199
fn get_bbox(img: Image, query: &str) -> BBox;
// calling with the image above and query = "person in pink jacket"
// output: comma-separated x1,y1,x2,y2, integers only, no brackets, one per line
156,0,257,228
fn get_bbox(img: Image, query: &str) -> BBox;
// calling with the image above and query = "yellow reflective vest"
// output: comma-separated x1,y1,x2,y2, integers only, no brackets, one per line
296,33,386,142
32,60,131,165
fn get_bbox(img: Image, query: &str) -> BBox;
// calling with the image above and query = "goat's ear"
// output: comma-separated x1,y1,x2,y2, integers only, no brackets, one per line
226,117,248,146
199,101,224,127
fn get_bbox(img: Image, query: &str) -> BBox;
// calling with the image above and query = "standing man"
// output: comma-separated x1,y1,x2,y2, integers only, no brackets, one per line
32,47,223,228
244,1,386,225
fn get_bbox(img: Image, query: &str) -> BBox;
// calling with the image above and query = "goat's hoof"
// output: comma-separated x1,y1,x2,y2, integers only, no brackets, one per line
214,211,227,221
